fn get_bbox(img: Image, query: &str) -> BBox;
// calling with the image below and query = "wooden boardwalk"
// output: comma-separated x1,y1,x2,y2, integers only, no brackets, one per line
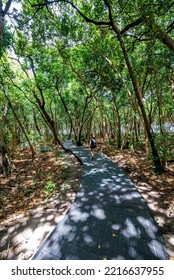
32,141,168,260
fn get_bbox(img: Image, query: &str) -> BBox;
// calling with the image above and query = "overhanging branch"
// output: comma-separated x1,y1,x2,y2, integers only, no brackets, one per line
31,0,111,26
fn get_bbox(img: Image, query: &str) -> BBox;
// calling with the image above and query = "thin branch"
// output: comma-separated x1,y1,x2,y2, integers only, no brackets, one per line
22,6,43,25
46,4,54,17
31,0,111,26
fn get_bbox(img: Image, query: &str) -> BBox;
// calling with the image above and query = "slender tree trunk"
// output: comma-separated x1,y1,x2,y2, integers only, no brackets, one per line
77,94,95,146
4,95,36,159
68,123,72,140
0,8,4,40
134,116,139,143
12,118,20,157
77,128,83,146
0,118,9,174
171,79,174,103
109,18,164,172
112,93,122,148
33,89,64,147
55,85,77,143
169,66,174,112
33,108,42,136
155,83,167,166
29,57,64,148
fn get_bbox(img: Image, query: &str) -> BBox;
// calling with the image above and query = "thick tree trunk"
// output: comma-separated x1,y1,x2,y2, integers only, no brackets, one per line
145,16,174,53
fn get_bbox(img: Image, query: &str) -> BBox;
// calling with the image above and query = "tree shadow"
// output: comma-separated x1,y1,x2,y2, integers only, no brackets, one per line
0,192,75,260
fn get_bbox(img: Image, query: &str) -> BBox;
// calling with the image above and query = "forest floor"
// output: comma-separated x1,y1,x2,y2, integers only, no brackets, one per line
0,146,83,260
0,143,174,259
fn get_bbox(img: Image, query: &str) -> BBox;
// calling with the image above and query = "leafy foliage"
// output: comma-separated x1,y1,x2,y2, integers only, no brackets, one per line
0,0,173,170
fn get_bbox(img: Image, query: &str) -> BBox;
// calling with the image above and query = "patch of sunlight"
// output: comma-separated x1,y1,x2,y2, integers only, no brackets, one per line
148,240,165,258
69,210,89,222
46,214,55,221
122,219,138,238
137,216,157,231
111,224,121,231
91,208,106,220
84,235,93,244
137,216,157,239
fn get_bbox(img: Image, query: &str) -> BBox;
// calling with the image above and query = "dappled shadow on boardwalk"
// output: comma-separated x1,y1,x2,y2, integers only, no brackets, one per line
32,141,168,260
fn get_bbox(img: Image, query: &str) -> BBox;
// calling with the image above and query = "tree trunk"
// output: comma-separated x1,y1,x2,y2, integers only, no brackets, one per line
5,96,36,159
171,79,174,103
68,123,72,140
55,85,77,143
0,118,10,174
0,0,12,39
0,9,4,40
133,116,139,143
109,19,164,173
33,108,42,136
77,128,83,146
112,93,122,148
145,16,174,53
33,89,63,148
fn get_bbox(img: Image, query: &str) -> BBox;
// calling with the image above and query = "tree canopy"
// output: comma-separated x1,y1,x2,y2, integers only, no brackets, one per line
0,0,174,174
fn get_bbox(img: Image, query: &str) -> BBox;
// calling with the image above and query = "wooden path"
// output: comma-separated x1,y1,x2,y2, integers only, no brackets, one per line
32,141,168,260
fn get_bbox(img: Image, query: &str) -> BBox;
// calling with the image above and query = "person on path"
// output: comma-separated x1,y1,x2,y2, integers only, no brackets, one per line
90,134,96,160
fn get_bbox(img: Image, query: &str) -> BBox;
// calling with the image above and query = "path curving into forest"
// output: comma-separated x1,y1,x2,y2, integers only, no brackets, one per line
32,140,168,260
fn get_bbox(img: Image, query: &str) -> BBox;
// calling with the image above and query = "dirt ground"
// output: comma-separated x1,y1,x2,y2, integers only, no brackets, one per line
0,144,173,259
